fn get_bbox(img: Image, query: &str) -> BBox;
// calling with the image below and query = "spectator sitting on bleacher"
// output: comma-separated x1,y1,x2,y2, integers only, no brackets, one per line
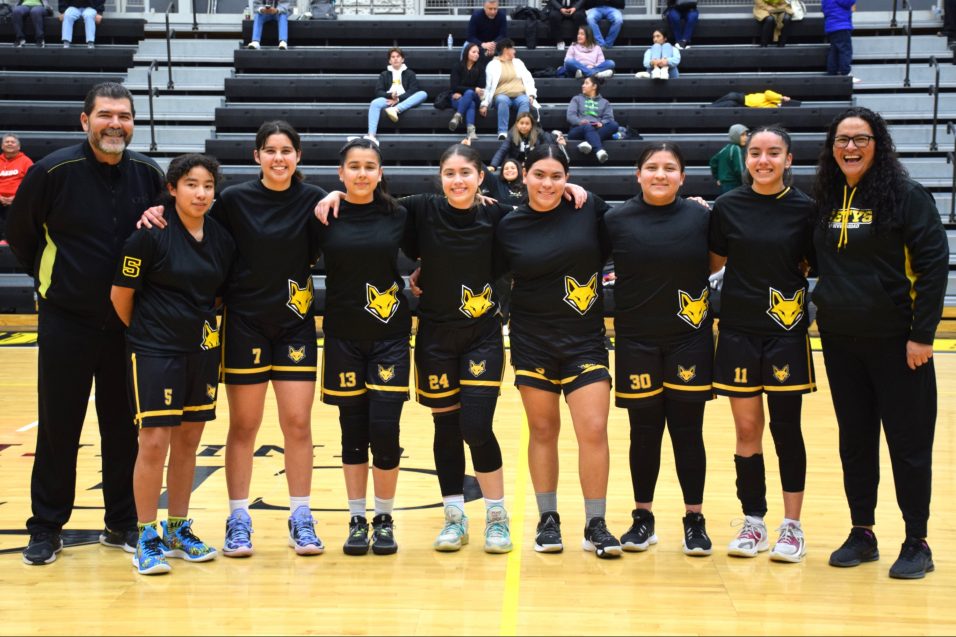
709,123,747,194
59,0,102,48
484,157,527,206
448,43,488,142
663,0,698,50
709,90,799,108
364,47,428,145
13,0,54,48
754,0,793,48
0,134,33,244
489,111,566,171
545,0,587,49
566,75,618,164
584,0,624,49
559,26,615,79
637,29,680,79
247,0,290,50
480,39,539,141
467,0,507,60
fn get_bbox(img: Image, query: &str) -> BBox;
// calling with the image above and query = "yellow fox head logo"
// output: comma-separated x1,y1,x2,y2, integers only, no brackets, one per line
468,359,487,377
766,287,805,331
201,320,220,350
677,365,697,383
677,288,709,329
460,284,496,319
378,364,395,382
772,364,791,383
288,346,306,363
563,273,598,315
287,278,314,319
365,282,400,323
206,384,217,401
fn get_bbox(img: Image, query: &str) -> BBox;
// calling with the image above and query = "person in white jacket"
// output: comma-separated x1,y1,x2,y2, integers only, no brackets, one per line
479,39,539,140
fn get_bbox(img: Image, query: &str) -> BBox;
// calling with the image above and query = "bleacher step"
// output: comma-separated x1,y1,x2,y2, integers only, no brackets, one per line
126,66,234,91
135,39,239,64
129,125,214,153
131,94,223,122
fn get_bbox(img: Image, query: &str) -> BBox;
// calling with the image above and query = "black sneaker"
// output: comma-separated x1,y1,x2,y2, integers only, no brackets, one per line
99,527,138,553
583,517,622,559
22,531,63,565
534,511,563,553
621,509,657,552
371,513,398,555
343,515,370,556
682,512,713,556
37,39,45,48
889,537,934,580
829,527,879,567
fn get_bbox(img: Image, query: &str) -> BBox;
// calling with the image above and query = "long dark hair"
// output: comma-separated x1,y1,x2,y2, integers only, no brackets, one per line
255,120,305,182
461,42,481,70
498,157,527,201
524,143,570,174
338,138,399,214
439,143,485,207
743,124,793,188
813,106,908,235
636,141,686,172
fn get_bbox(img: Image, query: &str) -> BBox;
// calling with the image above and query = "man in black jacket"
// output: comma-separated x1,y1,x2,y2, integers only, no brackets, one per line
8,82,164,566
546,0,586,48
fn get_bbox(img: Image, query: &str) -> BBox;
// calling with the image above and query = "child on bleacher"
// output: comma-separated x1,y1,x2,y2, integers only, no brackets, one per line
708,123,747,193
638,29,680,80
489,111,567,171
247,0,291,50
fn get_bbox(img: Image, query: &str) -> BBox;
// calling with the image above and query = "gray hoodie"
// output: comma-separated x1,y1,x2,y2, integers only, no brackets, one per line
566,93,614,127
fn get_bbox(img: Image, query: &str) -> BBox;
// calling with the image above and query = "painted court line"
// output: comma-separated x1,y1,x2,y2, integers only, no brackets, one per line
14,395,95,433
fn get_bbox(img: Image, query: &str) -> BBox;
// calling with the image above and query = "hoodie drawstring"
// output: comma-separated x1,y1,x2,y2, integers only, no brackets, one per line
837,184,857,250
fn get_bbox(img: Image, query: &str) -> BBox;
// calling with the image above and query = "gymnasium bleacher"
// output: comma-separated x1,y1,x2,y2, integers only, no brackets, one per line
0,0,953,318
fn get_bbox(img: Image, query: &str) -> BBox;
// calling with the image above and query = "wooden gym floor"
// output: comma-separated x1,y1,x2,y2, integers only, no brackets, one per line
0,338,954,635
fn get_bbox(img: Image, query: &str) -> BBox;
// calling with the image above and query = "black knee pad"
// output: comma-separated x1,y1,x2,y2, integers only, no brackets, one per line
460,395,502,473
734,453,768,517
369,400,404,470
433,410,466,496
768,394,806,492
339,402,369,465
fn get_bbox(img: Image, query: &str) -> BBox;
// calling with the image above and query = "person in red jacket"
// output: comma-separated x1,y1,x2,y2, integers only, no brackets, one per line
0,134,33,243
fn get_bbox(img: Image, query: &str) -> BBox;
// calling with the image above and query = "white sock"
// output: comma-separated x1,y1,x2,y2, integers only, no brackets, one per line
782,517,801,528
229,499,250,516
374,496,394,515
290,496,310,515
484,497,505,510
348,498,366,517
442,495,465,510
745,514,765,524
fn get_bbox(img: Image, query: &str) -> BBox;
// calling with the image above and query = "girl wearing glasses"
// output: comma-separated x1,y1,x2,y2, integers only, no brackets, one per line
812,107,949,580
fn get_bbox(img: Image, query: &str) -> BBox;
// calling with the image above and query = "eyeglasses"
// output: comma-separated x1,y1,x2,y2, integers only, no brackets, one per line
833,134,875,149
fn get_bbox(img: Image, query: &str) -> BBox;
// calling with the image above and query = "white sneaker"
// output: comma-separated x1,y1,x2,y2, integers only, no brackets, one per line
484,505,513,554
727,515,769,557
595,149,608,163
557,41,565,51
851,76,862,84
769,522,806,563
574,69,583,78
278,40,288,50
497,133,507,141
577,141,592,154
434,505,469,552
385,106,400,122
247,41,260,49
634,71,651,79
362,134,379,146
595,69,614,79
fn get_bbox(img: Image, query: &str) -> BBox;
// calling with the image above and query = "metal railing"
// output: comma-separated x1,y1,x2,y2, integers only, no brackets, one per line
164,0,175,90
901,0,913,87
947,122,956,224
146,59,159,151
929,55,942,150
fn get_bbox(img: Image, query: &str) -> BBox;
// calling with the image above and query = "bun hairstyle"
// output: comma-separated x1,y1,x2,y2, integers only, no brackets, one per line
338,137,399,214
744,124,793,187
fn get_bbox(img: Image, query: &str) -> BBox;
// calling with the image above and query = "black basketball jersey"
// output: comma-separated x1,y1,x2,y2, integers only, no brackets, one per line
114,211,236,355
319,199,412,341
605,196,712,339
213,179,326,328
495,194,610,336
709,186,815,335
401,194,511,327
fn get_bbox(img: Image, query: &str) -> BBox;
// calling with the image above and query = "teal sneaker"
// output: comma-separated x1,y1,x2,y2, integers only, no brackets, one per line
133,525,171,575
162,519,217,562
434,504,469,552
484,505,513,554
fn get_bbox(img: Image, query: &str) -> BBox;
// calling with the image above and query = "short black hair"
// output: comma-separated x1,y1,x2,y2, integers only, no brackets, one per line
83,82,135,118
497,38,515,52
165,153,222,190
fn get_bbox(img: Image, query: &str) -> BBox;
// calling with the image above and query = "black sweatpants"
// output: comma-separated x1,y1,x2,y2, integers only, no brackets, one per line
821,334,937,539
548,9,587,44
27,306,138,533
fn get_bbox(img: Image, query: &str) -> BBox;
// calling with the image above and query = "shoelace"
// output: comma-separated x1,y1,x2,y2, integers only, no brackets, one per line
487,521,508,539
141,535,165,559
589,520,614,543
733,519,763,542
842,530,872,551
227,517,252,545
174,522,205,548
898,540,926,561
292,517,319,543
440,520,465,538
350,521,368,539
540,515,559,532
776,524,800,547
374,521,394,539
685,522,707,541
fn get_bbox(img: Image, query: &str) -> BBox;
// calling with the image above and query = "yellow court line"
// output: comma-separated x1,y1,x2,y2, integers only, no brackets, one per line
501,413,529,637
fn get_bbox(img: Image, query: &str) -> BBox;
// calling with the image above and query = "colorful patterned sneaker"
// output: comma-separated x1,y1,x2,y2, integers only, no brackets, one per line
288,506,324,555
484,505,513,554
727,516,769,557
99,527,138,553
162,519,217,562
769,521,806,563
534,511,563,553
434,505,469,552
223,509,254,558
682,512,713,556
621,509,657,552
889,537,934,580
133,525,172,576
371,513,398,555
829,527,879,567
343,515,370,556
582,516,623,559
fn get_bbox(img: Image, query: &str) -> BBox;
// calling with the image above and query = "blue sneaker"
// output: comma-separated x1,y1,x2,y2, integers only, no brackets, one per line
288,506,324,555
162,519,217,562
223,509,254,558
133,525,171,575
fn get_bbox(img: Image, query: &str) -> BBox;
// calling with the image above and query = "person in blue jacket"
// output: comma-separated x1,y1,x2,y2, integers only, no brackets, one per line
641,29,681,79
822,0,855,77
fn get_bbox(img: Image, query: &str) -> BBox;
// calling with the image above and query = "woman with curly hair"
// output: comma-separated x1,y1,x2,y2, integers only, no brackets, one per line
813,107,949,580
